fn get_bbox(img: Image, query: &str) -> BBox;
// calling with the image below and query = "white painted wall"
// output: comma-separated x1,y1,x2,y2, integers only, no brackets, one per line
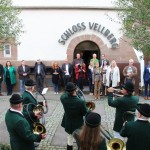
17,9,122,61
12,0,115,7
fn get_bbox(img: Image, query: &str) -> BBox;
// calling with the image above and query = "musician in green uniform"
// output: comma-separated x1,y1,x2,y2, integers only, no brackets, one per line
107,81,139,139
22,79,45,129
5,94,46,150
60,82,88,150
120,103,150,150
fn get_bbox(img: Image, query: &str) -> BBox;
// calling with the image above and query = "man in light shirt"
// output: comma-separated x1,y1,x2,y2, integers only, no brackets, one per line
61,59,73,87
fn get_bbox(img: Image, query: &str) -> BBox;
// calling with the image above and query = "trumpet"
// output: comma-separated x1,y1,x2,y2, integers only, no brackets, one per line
100,125,125,150
113,88,123,97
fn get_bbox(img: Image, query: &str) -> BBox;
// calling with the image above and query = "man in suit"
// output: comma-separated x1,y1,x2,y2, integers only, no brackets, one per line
107,81,139,139
120,103,150,150
22,79,45,130
60,82,88,150
0,64,4,96
99,54,109,68
17,60,30,95
5,94,46,150
34,59,46,93
61,59,73,87
143,60,150,100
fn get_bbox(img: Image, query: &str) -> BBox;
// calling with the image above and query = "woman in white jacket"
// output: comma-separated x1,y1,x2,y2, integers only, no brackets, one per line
106,60,120,88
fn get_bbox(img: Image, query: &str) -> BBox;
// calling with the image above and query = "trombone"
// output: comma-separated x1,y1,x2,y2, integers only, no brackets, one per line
76,86,95,111
100,125,125,150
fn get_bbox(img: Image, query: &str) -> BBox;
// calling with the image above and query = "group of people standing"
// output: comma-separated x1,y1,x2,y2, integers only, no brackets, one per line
3,73,150,150
1,53,150,101
60,81,150,150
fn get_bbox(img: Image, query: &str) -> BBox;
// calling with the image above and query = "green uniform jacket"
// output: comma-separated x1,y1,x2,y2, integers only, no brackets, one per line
108,93,139,132
60,92,88,134
4,66,16,85
120,120,150,150
22,91,39,129
5,109,42,150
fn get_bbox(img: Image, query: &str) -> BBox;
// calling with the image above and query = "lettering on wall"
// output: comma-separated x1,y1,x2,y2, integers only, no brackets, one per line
58,22,119,48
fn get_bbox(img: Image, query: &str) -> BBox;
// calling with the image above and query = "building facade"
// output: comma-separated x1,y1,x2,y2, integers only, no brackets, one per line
0,0,143,93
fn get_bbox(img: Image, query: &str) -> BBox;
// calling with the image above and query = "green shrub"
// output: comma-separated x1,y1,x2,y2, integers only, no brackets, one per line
0,143,11,150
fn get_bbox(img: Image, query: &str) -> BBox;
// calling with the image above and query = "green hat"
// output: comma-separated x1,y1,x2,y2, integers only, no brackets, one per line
25,79,36,86
85,112,101,128
65,82,77,92
121,81,134,92
9,94,23,104
137,103,150,117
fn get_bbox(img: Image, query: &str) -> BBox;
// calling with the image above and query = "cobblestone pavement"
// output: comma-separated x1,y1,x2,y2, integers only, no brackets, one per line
0,91,150,150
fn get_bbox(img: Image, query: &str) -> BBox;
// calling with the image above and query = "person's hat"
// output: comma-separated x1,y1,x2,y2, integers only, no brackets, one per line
25,79,36,86
85,112,101,128
65,82,77,92
9,94,23,104
121,81,134,92
137,103,150,117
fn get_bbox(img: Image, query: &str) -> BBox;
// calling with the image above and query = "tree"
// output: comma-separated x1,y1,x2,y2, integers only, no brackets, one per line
114,0,150,54
0,0,23,46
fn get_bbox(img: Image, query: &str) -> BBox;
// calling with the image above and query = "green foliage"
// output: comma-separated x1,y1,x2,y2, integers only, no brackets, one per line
0,0,23,45
0,143,11,150
114,0,150,54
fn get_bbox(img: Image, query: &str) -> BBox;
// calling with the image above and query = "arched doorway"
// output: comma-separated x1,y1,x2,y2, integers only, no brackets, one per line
73,41,100,85
74,41,100,68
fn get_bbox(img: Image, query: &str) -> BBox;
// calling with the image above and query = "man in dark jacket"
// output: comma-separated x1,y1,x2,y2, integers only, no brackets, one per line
60,82,88,150
17,60,30,95
107,81,139,139
120,103,150,150
34,59,46,93
5,94,46,150
0,64,4,96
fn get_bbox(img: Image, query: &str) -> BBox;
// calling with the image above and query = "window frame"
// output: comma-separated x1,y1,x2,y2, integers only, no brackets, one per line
3,43,11,58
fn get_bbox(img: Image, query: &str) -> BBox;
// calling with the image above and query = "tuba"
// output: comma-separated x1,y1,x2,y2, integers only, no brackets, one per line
76,86,95,111
100,125,125,150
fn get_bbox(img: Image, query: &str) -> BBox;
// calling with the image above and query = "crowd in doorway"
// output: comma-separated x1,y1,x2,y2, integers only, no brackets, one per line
0,53,150,100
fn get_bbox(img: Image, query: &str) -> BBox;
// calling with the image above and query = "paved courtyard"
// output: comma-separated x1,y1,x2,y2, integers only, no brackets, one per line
0,91,149,150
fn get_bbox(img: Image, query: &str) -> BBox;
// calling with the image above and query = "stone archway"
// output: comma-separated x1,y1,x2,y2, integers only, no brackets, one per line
66,34,108,62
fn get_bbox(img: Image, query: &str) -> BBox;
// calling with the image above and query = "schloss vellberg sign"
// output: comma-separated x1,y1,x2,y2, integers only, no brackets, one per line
58,22,119,48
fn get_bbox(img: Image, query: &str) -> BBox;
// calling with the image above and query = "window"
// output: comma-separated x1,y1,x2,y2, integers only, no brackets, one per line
3,44,11,57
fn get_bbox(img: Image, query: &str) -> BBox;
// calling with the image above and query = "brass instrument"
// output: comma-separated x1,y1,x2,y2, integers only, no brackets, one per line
86,101,95,111
100,125,125,150
113,89,123,97
33,122,46,134
76,86,95,110
33,104,44,115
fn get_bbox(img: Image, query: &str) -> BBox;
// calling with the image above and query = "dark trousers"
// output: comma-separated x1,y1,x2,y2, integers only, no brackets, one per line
0,80,2,93
5,78,13,95
77,77,84,91
144,79,150,97
63,75,71,87
88,77,93,93
36,75,44,93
